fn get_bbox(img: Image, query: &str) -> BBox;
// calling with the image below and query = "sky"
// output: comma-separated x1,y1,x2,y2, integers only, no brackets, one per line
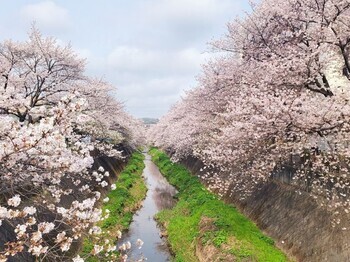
0,0,250,118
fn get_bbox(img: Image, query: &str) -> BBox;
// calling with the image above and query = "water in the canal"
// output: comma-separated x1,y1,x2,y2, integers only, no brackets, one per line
118,153,177,261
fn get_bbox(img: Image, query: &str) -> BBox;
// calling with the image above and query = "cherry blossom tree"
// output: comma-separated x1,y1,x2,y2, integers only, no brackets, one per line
0,28,145,261
149,0,350,224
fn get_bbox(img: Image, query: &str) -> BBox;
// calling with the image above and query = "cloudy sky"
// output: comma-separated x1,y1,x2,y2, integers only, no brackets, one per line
0,0,250,118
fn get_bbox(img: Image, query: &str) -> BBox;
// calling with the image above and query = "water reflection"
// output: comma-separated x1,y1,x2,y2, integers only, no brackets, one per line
154,187,177,210
117,153,177,261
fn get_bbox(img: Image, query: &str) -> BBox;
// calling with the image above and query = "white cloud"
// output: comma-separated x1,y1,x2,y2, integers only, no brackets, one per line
114,76,192,117
74,47,93,60
5,0,250,117
107,46,159,71
133,0,244,50
117,76,192,98
20,1,69,30
107,46,210,75
105,44,213,117
143,0,240,24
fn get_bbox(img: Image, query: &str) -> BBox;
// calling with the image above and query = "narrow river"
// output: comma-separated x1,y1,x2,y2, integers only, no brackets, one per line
118,153,177,261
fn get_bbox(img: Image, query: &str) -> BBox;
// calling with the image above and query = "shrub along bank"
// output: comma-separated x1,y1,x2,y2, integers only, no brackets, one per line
150,148,288,262
81,151,147,261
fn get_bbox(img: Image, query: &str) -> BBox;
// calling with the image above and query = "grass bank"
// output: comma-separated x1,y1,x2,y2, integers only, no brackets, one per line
150,148,288,262
81,151,147,261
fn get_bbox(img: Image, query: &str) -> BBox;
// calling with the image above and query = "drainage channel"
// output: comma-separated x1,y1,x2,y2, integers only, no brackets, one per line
118,153,177,261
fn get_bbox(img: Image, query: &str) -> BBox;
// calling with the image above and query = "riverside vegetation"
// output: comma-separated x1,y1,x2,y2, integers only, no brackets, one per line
150,148,288,262
81,152,147,261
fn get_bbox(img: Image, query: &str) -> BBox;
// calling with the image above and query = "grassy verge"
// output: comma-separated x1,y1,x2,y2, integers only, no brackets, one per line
81,151,147,261
150,148,288,262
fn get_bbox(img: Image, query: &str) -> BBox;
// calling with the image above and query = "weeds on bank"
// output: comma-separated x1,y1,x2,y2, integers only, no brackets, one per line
81,152,147,261
150,148,288,262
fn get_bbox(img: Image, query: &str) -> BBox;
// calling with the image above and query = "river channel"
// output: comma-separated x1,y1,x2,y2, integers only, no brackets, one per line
118,153,177,261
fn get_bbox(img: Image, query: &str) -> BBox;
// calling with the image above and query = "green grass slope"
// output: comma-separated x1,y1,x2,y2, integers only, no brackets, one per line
150,148,288,262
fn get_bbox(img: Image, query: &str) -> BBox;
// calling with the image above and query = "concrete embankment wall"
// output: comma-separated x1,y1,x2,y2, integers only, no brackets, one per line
180,156,350,262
